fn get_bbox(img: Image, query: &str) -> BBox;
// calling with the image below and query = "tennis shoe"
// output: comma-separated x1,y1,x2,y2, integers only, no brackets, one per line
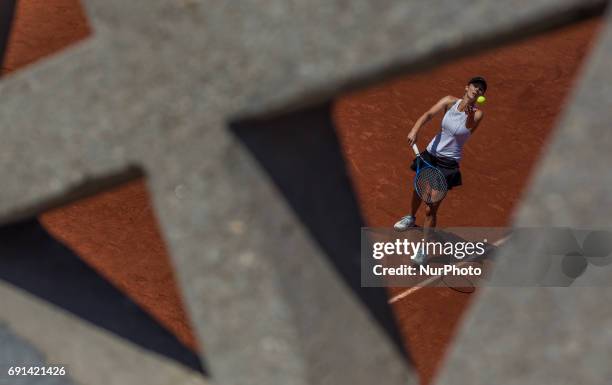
394,215,416,231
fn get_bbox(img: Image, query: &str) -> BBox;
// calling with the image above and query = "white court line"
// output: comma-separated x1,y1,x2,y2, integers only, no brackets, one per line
387,235,509,304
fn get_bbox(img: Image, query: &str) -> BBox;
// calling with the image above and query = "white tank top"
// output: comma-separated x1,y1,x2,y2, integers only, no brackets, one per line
426,99,471,161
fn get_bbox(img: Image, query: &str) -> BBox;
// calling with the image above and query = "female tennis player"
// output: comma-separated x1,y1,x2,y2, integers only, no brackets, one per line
394,76,487,237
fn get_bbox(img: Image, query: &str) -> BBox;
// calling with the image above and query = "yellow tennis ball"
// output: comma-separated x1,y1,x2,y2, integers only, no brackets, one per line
476,95,486,104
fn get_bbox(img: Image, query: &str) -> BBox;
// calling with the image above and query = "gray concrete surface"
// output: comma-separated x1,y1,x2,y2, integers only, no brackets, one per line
0,322,76,385
436,5,612,385
0,0,609,384
0,282,206,385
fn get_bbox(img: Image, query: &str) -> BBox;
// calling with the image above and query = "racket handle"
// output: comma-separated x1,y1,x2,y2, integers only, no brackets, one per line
412,143,421,155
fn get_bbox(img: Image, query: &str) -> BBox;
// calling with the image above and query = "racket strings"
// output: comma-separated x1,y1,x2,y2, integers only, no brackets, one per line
415,167,447,203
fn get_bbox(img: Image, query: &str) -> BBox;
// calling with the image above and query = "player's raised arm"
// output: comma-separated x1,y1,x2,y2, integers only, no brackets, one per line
407,95,455,146
468,109,484,134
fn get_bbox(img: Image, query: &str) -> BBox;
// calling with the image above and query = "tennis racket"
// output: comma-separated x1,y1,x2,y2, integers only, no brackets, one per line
412,144,448,204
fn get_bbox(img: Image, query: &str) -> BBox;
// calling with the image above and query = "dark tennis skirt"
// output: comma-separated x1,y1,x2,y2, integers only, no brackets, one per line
410,150,462,189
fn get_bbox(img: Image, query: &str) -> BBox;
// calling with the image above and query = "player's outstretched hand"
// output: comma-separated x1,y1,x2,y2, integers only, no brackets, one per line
407,130,418,146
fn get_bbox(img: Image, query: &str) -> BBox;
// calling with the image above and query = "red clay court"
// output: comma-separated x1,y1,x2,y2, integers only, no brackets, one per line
2,1,604,384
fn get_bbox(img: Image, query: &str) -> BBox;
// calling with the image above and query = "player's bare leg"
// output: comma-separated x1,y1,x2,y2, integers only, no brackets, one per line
412,200,442,264
410,188,422,217
424,200,442,229
394,188,422,231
